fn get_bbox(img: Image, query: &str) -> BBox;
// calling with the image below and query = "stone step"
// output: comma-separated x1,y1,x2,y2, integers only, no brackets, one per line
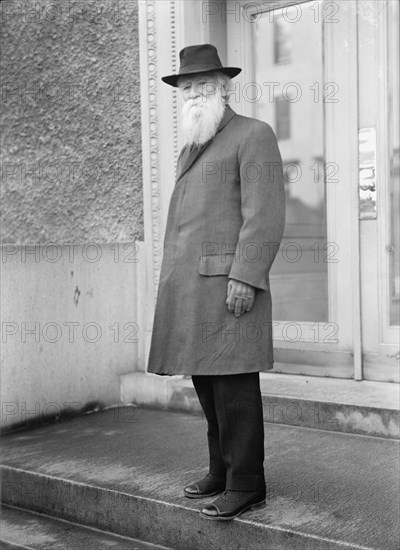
0,504,171,550
1,407,399,550
120,372,400,439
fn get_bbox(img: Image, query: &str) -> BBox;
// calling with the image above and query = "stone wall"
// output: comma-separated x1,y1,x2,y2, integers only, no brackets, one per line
0,1,145,430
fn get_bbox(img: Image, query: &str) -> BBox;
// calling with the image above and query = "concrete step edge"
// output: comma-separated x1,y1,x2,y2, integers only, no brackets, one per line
1,503,171,550
120,373,399,439
1,465,373,550
0,538,32,550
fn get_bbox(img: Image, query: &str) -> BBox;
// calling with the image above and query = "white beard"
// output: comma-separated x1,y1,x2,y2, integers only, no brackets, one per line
181,90,226,146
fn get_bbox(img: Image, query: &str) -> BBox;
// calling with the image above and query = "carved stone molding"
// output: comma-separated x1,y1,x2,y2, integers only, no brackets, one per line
141,0,162,295
140,1,180,298
171,1,179,168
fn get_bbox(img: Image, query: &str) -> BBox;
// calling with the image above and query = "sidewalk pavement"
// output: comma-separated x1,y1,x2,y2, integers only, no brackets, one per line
1,406,399,550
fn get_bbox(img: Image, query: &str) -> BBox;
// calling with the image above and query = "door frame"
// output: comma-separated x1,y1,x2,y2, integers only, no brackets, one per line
360,0,400,381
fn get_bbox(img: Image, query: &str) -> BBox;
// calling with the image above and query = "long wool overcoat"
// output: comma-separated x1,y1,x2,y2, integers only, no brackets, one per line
147,105,286,376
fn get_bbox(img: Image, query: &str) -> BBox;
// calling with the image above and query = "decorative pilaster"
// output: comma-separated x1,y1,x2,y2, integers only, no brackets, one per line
139,0,161,294
171,1,180,168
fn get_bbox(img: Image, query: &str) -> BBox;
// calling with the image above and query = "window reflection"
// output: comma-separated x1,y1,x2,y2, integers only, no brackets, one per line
389,1,399,326
252,1,328,322
275,96,291,140
274,14,292,65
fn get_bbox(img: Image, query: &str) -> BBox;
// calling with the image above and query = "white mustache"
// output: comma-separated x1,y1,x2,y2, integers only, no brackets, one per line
185,98,206,108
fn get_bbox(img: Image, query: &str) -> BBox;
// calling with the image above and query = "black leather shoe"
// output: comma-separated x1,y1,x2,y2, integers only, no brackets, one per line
200,490,266,520
184,473,225,499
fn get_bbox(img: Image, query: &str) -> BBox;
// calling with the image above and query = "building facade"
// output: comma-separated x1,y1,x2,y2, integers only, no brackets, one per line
139,0,399,384
1,0,399,430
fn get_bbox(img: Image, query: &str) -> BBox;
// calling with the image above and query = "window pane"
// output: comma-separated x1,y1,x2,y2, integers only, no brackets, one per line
252,1,328,322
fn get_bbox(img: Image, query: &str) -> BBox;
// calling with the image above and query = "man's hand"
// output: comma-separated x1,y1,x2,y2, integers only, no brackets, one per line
226,279,255,318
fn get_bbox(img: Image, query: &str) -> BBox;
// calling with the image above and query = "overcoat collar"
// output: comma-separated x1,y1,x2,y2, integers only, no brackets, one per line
175,104,236,183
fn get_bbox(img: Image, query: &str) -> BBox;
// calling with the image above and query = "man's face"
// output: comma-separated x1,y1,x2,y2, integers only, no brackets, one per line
179,74,220,103
178,73,226,146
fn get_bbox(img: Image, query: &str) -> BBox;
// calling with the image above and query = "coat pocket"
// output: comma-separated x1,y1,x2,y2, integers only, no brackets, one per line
198,253,235,276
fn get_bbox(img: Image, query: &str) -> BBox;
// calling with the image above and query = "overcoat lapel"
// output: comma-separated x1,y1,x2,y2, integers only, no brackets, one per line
175,105,236,183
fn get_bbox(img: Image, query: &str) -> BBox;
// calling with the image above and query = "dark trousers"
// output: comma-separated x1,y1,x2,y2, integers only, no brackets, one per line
192,372,265,492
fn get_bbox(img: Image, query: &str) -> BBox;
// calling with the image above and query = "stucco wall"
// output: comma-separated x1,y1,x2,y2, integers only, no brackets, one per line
1,0,143,243
0,1,145,430
1,243,145,431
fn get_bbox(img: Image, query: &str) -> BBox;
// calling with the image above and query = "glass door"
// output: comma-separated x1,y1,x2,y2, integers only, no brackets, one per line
387,2,400,330
227,0,360,378
359,0,399,382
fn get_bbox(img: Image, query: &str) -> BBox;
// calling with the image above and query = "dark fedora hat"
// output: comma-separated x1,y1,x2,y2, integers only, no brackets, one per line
162,44,241,87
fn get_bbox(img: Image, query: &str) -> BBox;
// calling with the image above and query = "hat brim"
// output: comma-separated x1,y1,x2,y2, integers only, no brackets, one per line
161,67,242,87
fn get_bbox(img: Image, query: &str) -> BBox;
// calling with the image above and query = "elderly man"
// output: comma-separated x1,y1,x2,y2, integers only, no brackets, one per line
147,44,285,520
